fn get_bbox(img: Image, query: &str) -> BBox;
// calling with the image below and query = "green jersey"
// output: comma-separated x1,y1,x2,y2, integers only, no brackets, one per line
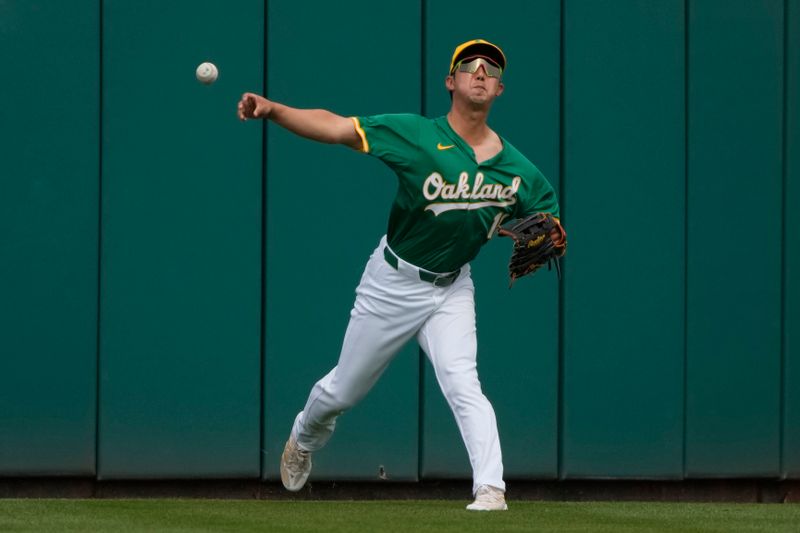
353,113,560,273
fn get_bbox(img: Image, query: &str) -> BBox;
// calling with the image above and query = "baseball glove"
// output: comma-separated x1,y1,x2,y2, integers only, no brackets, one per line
497,212,566,286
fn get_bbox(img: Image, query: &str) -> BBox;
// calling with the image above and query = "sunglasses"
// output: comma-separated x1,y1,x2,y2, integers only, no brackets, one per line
455,57,503,78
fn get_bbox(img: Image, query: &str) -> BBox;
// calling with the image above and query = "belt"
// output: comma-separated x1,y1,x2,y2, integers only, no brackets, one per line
383,246,461,287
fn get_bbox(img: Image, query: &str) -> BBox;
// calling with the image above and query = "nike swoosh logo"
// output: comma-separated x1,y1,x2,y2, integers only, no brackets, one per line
437,143,455,150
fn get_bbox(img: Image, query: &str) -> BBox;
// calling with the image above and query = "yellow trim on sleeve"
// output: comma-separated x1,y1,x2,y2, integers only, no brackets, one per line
350,117,369,153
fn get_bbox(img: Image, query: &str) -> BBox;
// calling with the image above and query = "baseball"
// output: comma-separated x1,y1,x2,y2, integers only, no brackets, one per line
195,62,218,85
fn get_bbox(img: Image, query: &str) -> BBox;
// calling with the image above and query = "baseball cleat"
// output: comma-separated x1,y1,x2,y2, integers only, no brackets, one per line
466,485,508,511
280,435,312,491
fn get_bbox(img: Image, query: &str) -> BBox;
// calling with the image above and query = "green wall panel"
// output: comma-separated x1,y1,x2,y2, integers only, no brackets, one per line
784,0,800,479
99,0,263,478
686,0,783,477
563,0,685,478
0,1,99,475
0,0,796,481
262,0,421,481
421,0,562,480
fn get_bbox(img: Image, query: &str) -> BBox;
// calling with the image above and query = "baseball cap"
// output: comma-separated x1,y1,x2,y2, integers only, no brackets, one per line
449,39,507,74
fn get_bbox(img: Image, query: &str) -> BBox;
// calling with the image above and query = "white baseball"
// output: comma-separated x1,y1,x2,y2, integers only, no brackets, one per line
196,62,218,85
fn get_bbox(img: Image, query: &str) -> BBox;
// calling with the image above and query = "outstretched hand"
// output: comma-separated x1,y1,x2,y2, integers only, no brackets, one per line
237,92,273,121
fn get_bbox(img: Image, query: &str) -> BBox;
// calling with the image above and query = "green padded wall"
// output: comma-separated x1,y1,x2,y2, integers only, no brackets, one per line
262,0,421,481
0,1,99,475
420,0,562,480
785,0,800,479
1,0,797,482
562,0,685,478
98,0,263,478
686,0,783,477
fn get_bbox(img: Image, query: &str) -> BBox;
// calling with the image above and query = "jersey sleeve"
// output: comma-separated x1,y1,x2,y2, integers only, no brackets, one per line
516,166,561,220
351,113,423,170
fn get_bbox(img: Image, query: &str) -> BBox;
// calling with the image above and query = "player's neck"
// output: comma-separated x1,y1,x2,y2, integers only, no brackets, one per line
447,107,492,146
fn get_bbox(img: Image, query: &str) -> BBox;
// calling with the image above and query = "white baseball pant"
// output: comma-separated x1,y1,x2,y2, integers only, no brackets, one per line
291,235,505,494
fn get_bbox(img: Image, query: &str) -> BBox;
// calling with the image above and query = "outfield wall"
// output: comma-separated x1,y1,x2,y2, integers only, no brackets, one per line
1,0,798,481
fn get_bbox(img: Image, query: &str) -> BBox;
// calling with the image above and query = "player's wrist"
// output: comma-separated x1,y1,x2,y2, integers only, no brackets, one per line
262,101,282,120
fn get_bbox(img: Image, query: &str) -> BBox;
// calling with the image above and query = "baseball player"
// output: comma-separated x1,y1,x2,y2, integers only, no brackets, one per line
237,39,564,511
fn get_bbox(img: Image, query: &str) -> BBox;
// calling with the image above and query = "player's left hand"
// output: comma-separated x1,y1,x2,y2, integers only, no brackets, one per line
499,213,567,286
550,219,566,247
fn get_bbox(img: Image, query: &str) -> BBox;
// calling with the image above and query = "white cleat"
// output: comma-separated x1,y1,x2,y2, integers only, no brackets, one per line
280,435,312,491
466,485,508,511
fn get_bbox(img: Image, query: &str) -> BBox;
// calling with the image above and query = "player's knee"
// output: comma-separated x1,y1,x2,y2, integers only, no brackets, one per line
326,388,363,413
442,377,485,411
